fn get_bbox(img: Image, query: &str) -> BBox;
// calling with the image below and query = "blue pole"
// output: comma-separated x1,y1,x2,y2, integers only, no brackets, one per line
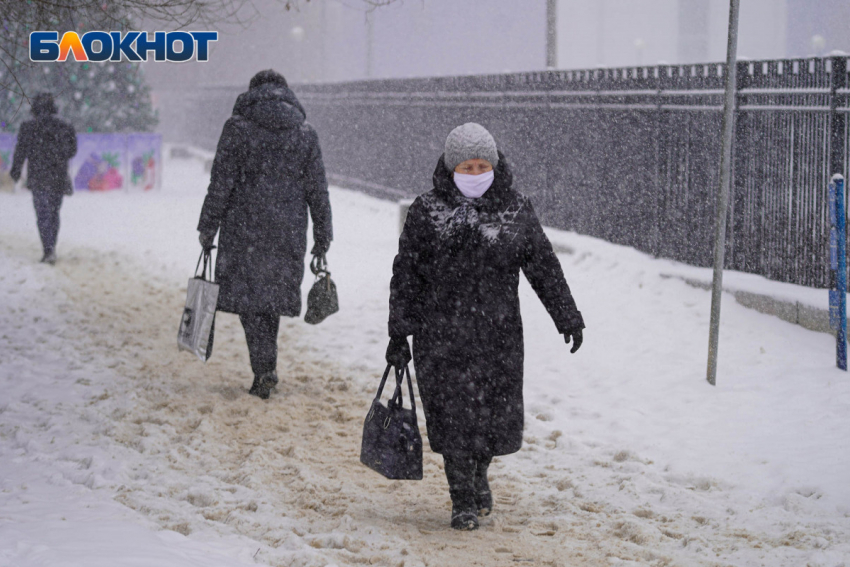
832,174,847,371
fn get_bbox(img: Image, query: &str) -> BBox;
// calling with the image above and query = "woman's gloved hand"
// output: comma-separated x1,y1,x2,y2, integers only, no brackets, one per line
385,336,412,367
564,328,583,354
199,231,216,251
311,240,330,256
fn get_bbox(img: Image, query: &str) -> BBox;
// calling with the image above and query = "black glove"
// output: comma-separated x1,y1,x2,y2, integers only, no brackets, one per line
311,240,330,256
385,336,412,368
199,231,216,251
564,328,583,354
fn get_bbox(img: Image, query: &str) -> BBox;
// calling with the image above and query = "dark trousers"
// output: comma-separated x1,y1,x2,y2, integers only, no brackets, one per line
239,313,280,376
32,190,63,254
443,453,493,509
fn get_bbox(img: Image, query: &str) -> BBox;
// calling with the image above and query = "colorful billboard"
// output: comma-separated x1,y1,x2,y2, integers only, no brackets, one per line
0,134,15,193
127,133,161,191
72,134,127,191
2,133,161,192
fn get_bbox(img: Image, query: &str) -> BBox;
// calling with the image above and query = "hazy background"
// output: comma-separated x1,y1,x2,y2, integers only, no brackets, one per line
143,0,850,142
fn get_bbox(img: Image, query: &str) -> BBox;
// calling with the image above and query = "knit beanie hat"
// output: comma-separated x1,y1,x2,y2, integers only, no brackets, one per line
443,123,499,172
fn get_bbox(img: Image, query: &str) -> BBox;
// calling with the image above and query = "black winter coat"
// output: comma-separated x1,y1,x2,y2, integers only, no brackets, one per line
10,114,77,192
389,154,584,456
198,83,332,316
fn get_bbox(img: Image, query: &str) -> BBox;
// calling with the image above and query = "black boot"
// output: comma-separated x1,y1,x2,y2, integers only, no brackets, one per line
451,509,478,530
474,457,493,517
249,371,278,400
450,497,479,530
444,455,479,531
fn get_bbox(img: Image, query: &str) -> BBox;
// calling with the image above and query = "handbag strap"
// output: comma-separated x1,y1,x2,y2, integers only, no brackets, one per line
194,248,215,281
399,364,416,415
373,364,393,401
373,364,417,416
389,367,405,410
310,254,329,277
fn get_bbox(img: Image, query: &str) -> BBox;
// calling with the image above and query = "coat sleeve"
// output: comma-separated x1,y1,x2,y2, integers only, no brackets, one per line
9,122,30,182
197,118,246,236
520,199,585,334
388,198,430,338
302,125,332,250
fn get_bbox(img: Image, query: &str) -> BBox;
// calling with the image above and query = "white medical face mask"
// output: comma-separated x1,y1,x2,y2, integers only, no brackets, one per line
453,170,494,198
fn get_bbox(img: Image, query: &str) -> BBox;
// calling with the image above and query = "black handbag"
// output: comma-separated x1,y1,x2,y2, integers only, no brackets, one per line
304,254,339,325
360,364,423,480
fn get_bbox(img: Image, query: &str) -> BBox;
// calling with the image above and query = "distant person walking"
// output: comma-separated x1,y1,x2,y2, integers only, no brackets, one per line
386,123,585,530
197,69,333,400
10,93,77,265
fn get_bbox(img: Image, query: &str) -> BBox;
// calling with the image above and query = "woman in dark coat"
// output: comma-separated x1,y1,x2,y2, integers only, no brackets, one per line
386,123,584,530
10,92,77,265
197,69,332,399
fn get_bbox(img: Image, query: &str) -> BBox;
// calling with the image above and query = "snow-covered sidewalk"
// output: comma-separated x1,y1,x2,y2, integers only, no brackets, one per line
1,157,849,566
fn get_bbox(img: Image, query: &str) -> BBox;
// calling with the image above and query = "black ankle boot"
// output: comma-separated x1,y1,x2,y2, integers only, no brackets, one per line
249,371,277,399
451,506,479,530
248,376,261,397
445,454,479,530
449,487,479,531
474,459,493,517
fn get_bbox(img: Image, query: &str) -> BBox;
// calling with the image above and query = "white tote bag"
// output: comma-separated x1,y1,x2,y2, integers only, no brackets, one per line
177,250,219,362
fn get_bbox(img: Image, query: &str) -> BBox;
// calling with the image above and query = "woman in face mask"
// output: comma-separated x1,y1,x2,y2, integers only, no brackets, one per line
386,123,585,531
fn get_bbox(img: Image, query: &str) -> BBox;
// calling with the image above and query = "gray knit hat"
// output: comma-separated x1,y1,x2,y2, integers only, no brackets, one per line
444,122,499,172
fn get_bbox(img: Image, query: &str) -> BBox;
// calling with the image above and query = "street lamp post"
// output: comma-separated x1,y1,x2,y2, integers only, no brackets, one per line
291,25,305,83
706,0,741,386
634,38,646,66
546,0,557,68
365,12,374,78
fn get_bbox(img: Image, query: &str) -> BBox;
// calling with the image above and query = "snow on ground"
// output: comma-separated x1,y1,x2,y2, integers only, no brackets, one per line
1,154,849,567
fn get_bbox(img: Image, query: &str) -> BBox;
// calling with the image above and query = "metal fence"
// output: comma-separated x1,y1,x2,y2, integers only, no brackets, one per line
292,57,850,289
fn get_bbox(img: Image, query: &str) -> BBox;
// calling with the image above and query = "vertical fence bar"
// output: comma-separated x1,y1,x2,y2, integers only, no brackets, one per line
829,56,847,182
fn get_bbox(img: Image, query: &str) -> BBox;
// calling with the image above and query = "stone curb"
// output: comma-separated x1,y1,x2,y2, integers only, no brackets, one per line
661,274,832,335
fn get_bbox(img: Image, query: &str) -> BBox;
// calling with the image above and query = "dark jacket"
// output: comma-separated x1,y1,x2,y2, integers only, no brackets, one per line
10,114,77,191
388,154,584,456
197,83,332,316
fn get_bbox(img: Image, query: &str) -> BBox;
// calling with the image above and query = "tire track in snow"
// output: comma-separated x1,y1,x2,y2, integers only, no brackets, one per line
3,236,839,567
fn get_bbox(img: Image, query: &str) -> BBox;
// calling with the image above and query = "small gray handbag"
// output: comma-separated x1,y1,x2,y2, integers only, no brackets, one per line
304,254,339,325
177,249,219,361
